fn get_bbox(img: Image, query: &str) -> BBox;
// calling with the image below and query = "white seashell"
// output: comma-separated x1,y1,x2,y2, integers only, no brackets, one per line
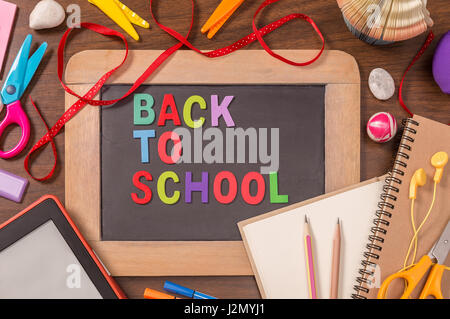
368,68,395,100
337,0,433,45
29,0,66,30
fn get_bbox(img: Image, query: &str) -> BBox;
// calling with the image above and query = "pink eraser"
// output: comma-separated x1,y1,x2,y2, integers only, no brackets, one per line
0,0,17,75
0,169,28,203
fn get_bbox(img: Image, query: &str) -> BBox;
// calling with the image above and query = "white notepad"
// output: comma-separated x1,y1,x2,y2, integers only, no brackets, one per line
238,177,384,299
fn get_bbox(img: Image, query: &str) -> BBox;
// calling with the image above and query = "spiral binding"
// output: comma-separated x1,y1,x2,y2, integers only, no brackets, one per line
351,118,419,299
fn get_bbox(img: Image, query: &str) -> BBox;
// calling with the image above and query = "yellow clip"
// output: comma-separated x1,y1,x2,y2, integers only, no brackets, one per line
201,0,245,39
88,0,150,41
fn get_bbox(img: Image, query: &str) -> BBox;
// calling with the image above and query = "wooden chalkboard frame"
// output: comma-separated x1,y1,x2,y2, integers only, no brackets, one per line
65,50,360,276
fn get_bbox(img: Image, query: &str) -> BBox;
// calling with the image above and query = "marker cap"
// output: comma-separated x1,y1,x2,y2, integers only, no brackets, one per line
164,281,194,298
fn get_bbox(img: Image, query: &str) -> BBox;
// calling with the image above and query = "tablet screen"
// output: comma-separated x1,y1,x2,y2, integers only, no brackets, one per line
0,220,102,299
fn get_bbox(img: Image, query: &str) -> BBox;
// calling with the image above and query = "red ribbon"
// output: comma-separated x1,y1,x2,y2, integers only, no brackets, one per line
24,0,325,181
398,31,435,117
24,98,58,182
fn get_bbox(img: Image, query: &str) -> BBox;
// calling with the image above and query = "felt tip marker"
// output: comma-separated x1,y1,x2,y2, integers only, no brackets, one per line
164,281,217,299
144,288,180,299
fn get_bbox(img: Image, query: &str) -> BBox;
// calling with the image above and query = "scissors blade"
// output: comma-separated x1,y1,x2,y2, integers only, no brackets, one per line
1,35,32,105
20,41,48,98
429,221,450,264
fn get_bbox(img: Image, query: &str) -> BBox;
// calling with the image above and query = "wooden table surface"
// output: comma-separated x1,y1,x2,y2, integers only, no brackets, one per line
1,0,449,299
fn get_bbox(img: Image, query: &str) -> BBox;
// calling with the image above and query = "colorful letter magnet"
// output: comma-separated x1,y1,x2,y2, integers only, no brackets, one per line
0,169,28,202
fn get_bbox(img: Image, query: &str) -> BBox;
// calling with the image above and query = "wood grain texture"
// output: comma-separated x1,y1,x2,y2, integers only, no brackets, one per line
90,241,252,276
65,50,360,84
65,85,101,240
325,84,360,191
1,0,448,298
64,49,359,276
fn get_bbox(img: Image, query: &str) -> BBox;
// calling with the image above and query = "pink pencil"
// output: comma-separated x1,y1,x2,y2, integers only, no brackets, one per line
304,215,317,299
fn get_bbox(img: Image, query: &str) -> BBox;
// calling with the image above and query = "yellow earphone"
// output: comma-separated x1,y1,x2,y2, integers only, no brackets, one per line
409,168,427,199
431,151,448,183
409,151,448,198
404,151,448,269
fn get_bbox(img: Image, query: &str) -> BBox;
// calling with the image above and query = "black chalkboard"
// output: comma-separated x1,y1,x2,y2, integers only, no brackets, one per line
101,85,325,241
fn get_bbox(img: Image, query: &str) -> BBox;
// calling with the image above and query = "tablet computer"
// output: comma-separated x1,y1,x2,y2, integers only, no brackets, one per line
0,196,126,299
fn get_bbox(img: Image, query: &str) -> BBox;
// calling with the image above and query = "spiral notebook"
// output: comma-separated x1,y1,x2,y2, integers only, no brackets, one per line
354,115,450,299
238,176,385,299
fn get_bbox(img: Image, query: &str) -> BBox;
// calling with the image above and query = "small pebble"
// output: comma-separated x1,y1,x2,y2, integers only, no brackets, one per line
368,68,395,100
29,0,65,30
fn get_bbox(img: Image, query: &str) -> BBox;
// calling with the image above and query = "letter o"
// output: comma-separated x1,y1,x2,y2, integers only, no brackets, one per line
213,171,238,204
158,131,182,164
241,172,265,205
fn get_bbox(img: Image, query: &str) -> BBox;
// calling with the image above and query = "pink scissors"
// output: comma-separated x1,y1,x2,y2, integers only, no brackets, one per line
0,34,47,159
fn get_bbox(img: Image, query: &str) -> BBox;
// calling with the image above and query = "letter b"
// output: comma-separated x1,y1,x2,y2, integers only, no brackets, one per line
134,94,155,125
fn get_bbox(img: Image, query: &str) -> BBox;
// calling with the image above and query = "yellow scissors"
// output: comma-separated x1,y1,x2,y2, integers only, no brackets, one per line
378,221,450,299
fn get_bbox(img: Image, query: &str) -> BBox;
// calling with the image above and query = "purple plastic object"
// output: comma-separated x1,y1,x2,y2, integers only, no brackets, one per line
432,31,450,94
0,169,28,202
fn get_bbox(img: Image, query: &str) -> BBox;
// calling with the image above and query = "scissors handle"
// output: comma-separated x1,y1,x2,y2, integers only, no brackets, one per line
419,263,445,299
377,255,433,299
0,100,31,159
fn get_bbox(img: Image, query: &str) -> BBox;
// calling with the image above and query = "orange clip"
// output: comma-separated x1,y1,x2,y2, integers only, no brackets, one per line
201,0,245,39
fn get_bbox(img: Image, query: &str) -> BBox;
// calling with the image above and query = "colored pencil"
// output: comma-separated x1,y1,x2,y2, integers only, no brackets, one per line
330,218,341,299
304,215,317,299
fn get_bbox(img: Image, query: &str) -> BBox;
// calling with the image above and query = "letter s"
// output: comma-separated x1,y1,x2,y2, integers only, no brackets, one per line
131,171,152,204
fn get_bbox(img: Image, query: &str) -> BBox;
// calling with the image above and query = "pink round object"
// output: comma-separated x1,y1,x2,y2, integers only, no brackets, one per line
366,112,397,143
